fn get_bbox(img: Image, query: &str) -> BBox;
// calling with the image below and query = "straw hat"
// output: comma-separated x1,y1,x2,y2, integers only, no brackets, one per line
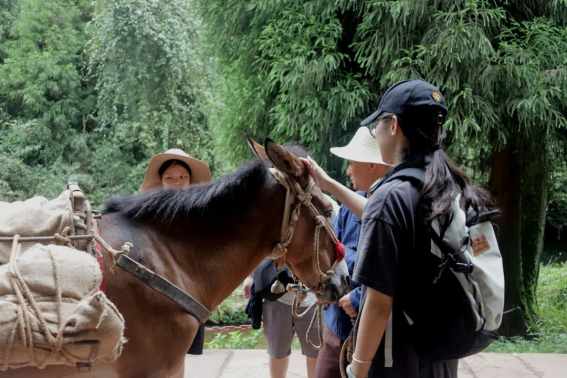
330,127,392,166
140,149,211,192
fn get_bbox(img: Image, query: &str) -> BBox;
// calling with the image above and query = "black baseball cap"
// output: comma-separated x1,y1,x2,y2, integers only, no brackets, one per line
360,79,448,126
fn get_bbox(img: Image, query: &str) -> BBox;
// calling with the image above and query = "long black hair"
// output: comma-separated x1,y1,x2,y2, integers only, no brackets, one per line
383,111,494,220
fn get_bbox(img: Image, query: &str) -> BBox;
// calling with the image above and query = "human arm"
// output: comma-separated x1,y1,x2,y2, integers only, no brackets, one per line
243,271,254,298
348,202,403,376
337,286,361,318
350,286,361,314
300,156,367,218
338,294,356,317
349,288,393,377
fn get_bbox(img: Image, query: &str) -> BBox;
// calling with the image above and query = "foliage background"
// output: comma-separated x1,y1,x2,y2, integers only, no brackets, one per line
0,0,566,341
0,0,217,206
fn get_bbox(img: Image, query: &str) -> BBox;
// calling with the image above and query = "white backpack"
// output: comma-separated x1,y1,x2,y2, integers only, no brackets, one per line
378,168,505,364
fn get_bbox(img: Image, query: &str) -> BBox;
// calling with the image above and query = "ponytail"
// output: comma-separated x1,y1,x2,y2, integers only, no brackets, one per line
422,149,493,221
391,111,494,221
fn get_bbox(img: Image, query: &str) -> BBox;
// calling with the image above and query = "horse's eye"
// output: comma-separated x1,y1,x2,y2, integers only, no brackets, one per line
324,210,333,218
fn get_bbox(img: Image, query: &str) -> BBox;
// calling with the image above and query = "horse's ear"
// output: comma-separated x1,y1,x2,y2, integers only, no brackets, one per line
245,134,268,160
264,138,305,179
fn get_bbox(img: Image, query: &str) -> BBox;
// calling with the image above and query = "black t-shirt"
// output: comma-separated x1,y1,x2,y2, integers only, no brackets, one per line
352,176,458,378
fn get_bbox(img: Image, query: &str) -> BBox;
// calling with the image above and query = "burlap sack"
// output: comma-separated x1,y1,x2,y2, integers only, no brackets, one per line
0,244,125,370
0,191,74,264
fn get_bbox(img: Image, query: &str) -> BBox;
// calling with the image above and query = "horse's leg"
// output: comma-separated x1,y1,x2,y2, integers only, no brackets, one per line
100,216,201,378
110,302,200,378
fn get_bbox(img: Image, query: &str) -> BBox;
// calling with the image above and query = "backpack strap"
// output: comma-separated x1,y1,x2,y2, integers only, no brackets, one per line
383,167,425,186
384,312,394,367
381,167,474,276
370,167,425,195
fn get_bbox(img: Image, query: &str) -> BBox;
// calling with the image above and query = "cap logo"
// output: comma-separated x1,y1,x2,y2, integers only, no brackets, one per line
432,91,442,102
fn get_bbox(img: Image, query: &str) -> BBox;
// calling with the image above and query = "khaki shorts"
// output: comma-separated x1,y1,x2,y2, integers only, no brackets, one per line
263,300,320,359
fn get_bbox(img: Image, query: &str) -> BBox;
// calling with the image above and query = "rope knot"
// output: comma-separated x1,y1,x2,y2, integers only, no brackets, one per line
272,243,287,257
54,226,73,246
53,233,72,246
121,242,133,254
294,289,308,304
293,182,312,206
296,192,312,207
314,215,327,227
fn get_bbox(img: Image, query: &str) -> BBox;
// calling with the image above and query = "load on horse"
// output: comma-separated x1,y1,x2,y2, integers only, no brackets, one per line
0,137,350,378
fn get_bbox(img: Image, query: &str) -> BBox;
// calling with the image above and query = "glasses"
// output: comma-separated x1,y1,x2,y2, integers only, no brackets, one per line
367,114,395,138
367,120,379,138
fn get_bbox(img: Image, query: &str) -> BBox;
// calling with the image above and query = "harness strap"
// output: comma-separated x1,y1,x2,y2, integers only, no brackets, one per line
94,224,211,324
268,168,338,264
116,254,211,324
268,167,345,351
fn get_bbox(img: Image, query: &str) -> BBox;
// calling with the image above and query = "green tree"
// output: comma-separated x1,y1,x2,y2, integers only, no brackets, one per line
87,0,215,193
0,0,214,206
198,0,375,178
0,0,94,199
197,0,567,335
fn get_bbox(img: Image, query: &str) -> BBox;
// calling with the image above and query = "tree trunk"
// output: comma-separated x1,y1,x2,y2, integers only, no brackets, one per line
519,141,548,323
489,145,527,336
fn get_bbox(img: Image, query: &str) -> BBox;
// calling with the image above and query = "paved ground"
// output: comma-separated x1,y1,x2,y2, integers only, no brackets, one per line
185,350,567,378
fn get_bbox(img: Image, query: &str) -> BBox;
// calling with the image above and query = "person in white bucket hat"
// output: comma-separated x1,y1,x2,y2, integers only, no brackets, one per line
330,127,392,193
140,149,211,192
300,127,392,219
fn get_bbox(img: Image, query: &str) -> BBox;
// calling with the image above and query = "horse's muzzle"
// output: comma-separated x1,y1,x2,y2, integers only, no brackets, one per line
317,260,350,304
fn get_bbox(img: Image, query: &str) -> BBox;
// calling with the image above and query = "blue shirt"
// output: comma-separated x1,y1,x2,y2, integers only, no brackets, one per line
324,191,365,340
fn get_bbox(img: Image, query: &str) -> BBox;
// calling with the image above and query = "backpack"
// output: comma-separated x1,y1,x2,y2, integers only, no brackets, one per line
378,167,505,363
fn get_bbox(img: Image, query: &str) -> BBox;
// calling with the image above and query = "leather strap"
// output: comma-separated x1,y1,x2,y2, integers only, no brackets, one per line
116,254,211,323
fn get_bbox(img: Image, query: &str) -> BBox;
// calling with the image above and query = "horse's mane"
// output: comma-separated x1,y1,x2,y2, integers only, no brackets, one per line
103,160,269,223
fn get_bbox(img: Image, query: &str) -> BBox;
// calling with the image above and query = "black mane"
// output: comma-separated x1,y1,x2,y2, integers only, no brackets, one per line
103,160,269,224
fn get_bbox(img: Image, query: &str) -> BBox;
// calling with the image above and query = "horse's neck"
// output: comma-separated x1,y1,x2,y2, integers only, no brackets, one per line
133,189,284,311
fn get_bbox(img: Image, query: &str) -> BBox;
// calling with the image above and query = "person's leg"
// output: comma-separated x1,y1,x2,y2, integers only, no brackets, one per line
306,356,317,378
263,300,295,378
293,306,320,378
269,355,291,378
313,325,345,378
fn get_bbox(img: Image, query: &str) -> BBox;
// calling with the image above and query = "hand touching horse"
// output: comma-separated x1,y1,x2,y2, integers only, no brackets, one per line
2,138,349,378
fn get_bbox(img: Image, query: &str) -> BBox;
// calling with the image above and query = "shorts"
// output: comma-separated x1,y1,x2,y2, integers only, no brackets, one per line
313,325,345,378
263,299,320,359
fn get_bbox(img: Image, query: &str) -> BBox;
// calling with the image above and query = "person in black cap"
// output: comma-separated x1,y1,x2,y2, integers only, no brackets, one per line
303,79,494,378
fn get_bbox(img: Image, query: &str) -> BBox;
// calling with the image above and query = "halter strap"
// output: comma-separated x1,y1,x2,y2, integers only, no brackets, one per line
268,167,344,351
268,168,339,291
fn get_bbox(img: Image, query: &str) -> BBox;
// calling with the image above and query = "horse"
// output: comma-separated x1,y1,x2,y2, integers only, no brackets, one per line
1,137,349,378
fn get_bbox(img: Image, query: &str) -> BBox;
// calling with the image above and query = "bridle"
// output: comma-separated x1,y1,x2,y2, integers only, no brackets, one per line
268,168,344,292
268,167,345,349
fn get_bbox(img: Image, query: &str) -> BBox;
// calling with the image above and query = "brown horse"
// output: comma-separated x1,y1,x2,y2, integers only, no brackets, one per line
1,138,349,378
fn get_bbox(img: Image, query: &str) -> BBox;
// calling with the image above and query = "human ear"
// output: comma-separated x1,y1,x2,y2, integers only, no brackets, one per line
391,116,401,136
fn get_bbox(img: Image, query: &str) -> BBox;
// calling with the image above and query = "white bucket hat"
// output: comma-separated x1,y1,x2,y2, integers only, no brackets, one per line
140,149,211,192
330,127,392,166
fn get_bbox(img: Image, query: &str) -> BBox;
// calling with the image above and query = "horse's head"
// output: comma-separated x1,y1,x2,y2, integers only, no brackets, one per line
246,135,350,304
